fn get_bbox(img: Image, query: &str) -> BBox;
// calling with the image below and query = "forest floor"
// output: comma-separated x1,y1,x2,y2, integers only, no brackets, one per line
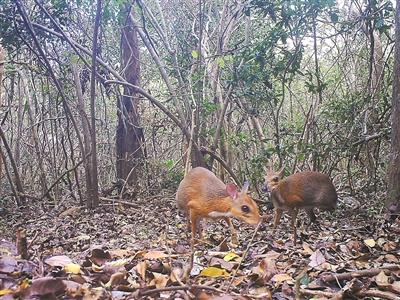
1,190,400,299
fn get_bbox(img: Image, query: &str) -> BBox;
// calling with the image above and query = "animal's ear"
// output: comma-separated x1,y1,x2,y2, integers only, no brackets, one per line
242,181,250,193
278,166,285,178
226,183,238,200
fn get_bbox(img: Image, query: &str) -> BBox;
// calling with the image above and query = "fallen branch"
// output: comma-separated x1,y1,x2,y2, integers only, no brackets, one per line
300,288,343,299
356,289,400,300
99,197,140,209
139,285,188,296
321,265,400,283
139,284,225,297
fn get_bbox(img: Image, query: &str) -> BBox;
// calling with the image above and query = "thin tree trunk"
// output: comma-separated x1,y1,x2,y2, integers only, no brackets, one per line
311,13,322,171
0,46,4,186
0,148,19,203
18,70,52,200
0,125,26,206
116,3,145,189
72,63,91,206
87,0,102,208
387,0,400,213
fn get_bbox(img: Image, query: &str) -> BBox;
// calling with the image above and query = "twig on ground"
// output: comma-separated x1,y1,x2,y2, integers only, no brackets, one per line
139,284,225,297
355,289,400,300
321,265,400,282
225,221,262,292
99,197,140,209
300,288,343,298
27,230,39,250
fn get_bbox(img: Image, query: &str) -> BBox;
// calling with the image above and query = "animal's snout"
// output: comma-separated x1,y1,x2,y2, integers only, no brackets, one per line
262,184,269,193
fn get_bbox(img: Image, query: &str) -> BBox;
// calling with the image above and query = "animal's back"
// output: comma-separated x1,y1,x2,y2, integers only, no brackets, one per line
176,167,227,212
278,171,337,209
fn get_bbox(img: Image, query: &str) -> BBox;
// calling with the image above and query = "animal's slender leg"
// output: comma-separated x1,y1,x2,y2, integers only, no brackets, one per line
224,217,238,244
290,208,299,244
273,208,283,229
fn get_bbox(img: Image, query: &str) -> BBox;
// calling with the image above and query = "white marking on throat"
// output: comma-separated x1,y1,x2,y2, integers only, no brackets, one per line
208,211,233,218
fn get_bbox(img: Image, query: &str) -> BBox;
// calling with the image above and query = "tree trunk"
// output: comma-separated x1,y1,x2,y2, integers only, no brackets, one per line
387,0,400,213
19,71,52,200
87,0,102,208
0,45,4,185
72,63,91,206
116,3,144,189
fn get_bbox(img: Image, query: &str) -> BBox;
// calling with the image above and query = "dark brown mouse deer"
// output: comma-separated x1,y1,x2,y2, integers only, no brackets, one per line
264,167,337,243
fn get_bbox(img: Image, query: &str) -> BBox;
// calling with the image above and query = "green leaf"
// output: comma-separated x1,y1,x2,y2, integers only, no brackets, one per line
217,57,225,68
70,54,80,64
191,50,199,59
164,159,174,169
24,100,30,112
300,273,311,285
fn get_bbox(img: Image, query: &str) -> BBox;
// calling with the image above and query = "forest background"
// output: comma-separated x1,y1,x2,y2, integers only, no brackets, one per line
0,0,399,212
1,0,400,298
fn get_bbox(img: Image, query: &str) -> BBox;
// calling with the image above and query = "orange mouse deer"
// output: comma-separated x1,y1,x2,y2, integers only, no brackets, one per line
264,167,337,243
176,167,260,245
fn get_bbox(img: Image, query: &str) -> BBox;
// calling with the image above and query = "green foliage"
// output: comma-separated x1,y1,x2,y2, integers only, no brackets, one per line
321,92,365,125
191,50,199,59
202,100,218,116
163,159,175,169
235,0,339,111
0,1,24,52
103,0,131,24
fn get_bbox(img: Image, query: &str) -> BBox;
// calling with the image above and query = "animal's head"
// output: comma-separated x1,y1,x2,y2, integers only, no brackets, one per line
263,166,285,193
226,182,260,225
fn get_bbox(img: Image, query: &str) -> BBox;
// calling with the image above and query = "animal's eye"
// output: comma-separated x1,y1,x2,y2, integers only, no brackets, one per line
241,205,250,213
273,176,279,182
